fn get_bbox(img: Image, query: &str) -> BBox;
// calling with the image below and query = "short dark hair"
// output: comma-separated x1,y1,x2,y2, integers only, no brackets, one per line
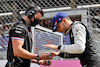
25,3,44,16
25,4,37,15
38,9,44,16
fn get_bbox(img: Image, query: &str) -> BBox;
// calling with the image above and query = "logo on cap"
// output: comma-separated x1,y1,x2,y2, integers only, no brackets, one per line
59,18,61,21
55,20,57,26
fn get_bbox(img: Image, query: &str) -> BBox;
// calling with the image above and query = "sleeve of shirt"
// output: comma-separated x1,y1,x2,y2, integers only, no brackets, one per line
60,23,86,54
10,24,26,41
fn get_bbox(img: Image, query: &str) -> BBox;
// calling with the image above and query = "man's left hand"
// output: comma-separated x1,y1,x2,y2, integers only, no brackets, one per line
42,44,58,50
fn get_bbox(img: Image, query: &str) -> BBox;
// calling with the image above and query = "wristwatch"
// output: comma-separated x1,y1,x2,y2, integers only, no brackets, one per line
36,55,40,60
58,45,61,50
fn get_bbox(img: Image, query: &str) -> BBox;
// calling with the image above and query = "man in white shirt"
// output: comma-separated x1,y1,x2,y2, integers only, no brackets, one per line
43,12,100,67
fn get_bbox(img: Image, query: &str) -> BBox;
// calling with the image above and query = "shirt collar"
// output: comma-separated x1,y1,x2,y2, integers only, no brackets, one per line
20,18,27,25
20,18,31,29
64,22,74,35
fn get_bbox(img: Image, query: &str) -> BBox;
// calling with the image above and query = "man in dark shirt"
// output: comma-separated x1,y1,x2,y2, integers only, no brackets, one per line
5,4,53,67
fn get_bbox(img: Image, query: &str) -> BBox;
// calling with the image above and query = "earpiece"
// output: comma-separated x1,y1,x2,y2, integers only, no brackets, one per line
26,5,40,19
26,9,38,19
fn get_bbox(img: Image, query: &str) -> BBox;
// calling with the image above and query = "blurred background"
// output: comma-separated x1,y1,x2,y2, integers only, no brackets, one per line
0,0,100,66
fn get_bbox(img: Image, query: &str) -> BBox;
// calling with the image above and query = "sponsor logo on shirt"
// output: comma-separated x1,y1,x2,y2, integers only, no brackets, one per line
15,31,22,34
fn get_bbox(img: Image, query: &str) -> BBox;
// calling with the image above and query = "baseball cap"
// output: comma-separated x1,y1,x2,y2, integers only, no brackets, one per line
52,12,68,32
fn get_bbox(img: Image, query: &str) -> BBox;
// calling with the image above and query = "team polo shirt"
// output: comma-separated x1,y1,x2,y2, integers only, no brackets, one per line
7,18,33,67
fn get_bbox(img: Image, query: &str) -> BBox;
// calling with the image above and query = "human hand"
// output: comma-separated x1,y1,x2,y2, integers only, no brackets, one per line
39,52,53,60
39,60,52,66
31,59,51,66
42,44,58,50
51,52,60,56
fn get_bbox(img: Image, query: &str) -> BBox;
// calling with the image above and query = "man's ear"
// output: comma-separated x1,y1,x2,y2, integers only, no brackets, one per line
31,17,34,21
62,18,67,23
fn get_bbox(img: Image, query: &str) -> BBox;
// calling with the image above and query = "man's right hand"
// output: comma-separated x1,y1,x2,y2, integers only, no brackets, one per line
51,52,60,56
39,60,52,66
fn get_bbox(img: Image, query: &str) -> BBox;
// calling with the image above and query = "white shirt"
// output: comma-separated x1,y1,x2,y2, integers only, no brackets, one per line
60,22,86,54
